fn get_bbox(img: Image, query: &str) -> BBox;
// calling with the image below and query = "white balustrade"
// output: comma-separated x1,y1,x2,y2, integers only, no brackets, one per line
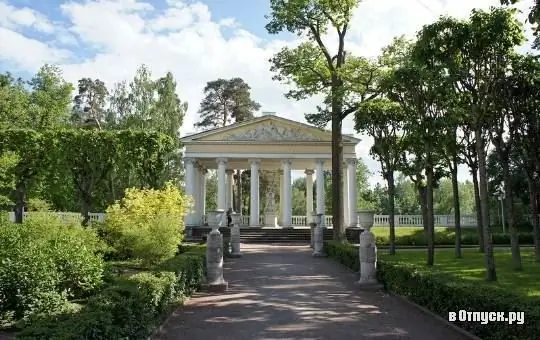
8,211,489,228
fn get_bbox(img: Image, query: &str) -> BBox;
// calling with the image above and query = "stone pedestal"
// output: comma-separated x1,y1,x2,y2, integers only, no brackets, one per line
230,213,242,258
204,210,228,292
310,223,316,248
312,213,325,257
356,213,382,289
265,213,278,228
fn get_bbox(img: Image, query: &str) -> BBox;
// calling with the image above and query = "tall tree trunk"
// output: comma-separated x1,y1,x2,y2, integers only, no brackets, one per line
502,162,522,270
387,171,396,255
476,129,497,281
426,166,435,266
527,177,540,261
471,165,485,252
331,90,345,241
12,183,25,224
418,184,429,244
451,156,462,258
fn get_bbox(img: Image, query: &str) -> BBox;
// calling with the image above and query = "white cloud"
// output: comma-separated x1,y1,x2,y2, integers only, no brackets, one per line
0,0,55,33
0,0,535,186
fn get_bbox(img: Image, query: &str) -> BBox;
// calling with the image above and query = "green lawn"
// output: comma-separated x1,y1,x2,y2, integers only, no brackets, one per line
371,226,477,238
380,248,540,300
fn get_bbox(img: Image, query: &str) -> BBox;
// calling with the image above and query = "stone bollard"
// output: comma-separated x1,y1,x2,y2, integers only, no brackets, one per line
312,213,325,257
309,222,316,248
205,209,228,292
356,210,382,289
229,213,242,258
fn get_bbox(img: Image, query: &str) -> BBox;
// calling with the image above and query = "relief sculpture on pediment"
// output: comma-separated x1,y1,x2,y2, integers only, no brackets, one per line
222,121,322,141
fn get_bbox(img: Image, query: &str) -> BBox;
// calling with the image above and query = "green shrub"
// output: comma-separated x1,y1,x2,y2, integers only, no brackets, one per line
377,262,540,339
0,215,105,327
323,241,540,340
18,251,206,340
104,183,190,264
373,231,534,247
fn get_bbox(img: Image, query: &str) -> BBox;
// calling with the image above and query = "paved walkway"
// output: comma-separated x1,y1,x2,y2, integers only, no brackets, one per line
155,244,467,340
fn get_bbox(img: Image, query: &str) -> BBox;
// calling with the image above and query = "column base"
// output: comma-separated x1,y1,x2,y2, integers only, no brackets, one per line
229,252,242,258
355,279,383,290
312,251,326,257
202,280,228,293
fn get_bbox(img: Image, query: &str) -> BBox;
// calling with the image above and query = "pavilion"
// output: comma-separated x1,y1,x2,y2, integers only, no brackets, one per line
180,112,361,228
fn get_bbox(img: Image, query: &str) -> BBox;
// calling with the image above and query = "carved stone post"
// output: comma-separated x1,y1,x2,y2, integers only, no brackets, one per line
357,210,382,289
312,213,325,257
230,213,242,258
205,209,228,292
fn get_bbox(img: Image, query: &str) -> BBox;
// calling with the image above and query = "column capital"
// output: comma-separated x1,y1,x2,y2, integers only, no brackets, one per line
305,169,314,176
216,157,227,165
225,169,235,175
184,157,196,165
315,159,326,165
281,159,292,166
248,158,260,165
346,158,358,166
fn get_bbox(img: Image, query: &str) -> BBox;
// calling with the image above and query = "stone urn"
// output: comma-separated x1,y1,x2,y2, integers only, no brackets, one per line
207,210,225,231
230,213,242,258
357,210,375,231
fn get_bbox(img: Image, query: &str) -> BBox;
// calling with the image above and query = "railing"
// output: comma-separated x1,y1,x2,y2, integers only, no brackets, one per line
7,211,479,228
7,212,105,223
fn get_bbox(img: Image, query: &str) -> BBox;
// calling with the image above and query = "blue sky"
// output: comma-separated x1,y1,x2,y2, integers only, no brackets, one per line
0,0,535,185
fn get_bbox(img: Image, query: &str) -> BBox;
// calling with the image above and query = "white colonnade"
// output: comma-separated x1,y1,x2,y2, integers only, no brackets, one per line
184,157,358,228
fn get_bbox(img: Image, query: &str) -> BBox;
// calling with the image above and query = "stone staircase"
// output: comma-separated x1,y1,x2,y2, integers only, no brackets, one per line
186,227,361,243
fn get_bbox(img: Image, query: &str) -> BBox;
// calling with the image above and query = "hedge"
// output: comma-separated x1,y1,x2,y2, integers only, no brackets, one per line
17,246,206,340
372,231,535,247
324,241,540,340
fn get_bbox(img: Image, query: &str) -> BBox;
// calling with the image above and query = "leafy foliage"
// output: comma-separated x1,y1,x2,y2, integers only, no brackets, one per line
104,183,189,264
0,215,105,327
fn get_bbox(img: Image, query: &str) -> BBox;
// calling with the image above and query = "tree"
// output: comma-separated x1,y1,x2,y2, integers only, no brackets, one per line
195,77,260,214
355,99,404,254
501,0,540,47
72,78,109,129
0,130,48,223
0,73,30,129
28,64,73,128
153,72,187,139
266,0,373,240
196,78,260,129
422,8,524,280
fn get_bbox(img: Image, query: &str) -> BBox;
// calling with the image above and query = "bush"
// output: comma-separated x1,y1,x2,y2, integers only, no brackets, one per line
104,182,190,264
372,230,535,247
0,215,105,327
323,241,540,340
18,249,206,340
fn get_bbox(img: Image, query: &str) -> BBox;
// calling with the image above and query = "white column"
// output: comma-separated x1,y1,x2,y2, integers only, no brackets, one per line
249,159,260,226
305,169,314,224
216,158,227,213
184,157,196,226
348,158,358,227
194,165,201,225
226,169,234,211
279,170,284,225
201,169,207,223
343,163,350,227
282,160,292,228
316,159,325,226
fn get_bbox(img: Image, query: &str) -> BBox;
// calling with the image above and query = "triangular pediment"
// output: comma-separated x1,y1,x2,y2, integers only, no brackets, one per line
181,115,360,144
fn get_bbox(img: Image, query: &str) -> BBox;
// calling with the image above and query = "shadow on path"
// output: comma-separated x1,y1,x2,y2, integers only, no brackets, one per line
155,244,464,340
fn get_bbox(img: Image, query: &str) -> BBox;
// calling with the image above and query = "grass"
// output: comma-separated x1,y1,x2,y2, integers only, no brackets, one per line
371,226,477,238
380,248,540,300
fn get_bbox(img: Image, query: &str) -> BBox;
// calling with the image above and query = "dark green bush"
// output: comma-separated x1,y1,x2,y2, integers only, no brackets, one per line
324,241,540,340
18,248,206,340
0,215,105,327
